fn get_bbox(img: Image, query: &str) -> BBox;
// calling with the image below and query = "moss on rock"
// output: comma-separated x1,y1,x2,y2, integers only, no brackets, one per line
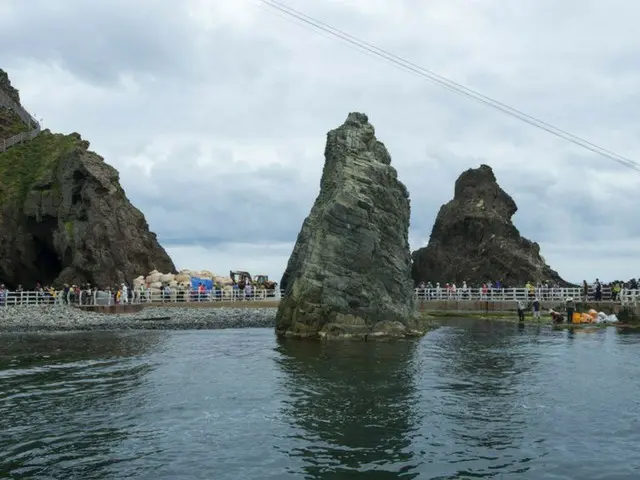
0,131,78,204
0,108,28,140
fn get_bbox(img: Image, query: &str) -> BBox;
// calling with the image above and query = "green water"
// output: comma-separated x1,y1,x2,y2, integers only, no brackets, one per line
1,320,639,479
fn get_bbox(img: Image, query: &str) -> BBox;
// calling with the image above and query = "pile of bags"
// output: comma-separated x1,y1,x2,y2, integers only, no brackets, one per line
573,309,619,324
132,269,235,292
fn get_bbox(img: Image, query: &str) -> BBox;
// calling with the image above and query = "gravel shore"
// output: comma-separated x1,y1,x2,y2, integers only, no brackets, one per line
0,306,277,332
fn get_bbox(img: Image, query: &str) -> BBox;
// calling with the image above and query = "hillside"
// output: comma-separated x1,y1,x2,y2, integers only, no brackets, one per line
0,68,175,288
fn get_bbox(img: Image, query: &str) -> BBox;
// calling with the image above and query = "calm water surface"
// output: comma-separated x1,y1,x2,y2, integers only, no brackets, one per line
1,320,640,479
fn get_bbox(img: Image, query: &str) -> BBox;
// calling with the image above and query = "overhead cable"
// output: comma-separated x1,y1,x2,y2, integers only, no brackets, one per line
256,0,640,173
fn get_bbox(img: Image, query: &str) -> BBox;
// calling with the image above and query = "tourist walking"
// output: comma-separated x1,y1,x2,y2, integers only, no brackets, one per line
517,300,525,322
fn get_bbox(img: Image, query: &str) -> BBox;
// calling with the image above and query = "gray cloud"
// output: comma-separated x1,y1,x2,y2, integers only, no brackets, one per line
3,0,640,283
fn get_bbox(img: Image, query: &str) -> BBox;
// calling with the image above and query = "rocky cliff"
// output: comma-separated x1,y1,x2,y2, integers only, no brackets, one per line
0,69,20,104
0,69,175,288
411,164,567,286
0,70,27,141
277,112,423,339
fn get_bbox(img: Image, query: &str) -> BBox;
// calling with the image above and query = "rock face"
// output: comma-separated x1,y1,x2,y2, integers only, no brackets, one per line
0,69,176,288
0,69,28,141
411,164,567,286
0,69,20,104
277,112,422,339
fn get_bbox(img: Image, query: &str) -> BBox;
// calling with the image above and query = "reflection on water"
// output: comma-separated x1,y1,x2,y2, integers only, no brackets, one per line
424,320,539,477
276,339,421,478
2,324,640,479
0,332,165,479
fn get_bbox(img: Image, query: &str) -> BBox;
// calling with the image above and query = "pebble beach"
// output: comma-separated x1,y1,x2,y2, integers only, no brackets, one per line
0,305,277,332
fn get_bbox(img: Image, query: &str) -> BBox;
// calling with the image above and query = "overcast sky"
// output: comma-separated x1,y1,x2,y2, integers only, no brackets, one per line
2,0,639,284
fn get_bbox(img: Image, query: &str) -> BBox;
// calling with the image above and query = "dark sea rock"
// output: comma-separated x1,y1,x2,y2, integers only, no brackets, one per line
277,112,423,339
412,164,567,286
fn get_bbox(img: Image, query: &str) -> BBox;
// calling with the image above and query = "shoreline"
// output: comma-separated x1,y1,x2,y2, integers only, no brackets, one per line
0,305,278,333
424,311,640,329
0,304,636,334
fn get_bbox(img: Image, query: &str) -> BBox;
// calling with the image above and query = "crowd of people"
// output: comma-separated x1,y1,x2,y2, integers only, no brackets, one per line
1,278,639,306
0,279,277,306
415,279,640,302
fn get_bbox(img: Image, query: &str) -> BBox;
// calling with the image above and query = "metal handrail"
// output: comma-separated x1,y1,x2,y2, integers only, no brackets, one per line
1,287,638,307
0,88,41,153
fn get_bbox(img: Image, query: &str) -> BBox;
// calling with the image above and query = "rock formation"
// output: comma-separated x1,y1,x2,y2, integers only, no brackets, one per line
277,112,423,339
0,68,175,288
411,164,567,286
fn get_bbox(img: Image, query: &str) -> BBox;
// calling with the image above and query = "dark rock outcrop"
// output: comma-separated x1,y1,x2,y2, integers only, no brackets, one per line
0,70,175,288
411,164,567,286
277,112,423,339
0,69,27,141
0,69,20,104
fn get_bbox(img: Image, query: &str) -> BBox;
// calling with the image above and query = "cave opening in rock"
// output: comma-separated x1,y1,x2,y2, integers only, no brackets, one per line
32,237,63,286
25,216,64,287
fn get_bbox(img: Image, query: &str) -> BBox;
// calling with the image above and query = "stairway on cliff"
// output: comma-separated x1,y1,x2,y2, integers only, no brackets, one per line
0,85,41,153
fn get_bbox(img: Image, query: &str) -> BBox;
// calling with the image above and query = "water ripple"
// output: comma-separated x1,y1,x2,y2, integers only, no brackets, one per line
1,325,640,478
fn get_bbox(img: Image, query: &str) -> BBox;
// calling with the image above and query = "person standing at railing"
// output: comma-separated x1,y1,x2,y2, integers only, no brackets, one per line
612,282,621,301
121,283,129,304
594,279,602,302
425,281,433,299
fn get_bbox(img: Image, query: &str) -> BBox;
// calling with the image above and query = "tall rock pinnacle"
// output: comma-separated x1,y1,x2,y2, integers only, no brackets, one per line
276,112,424,339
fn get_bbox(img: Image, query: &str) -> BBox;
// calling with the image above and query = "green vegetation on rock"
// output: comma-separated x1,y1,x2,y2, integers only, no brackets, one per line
64,220,74,238
0,131,78,204
0,109,28,139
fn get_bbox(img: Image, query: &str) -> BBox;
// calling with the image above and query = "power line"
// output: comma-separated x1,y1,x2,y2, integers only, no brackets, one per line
256,0,640,173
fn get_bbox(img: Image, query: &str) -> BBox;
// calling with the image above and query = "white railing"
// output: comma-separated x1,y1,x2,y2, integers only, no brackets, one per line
415,287,581,302
1,128,40,152
415,287,640,304
1,287,639,308
415,287,572,302
0,88,41,152
415,285,630,302
0,288,284,307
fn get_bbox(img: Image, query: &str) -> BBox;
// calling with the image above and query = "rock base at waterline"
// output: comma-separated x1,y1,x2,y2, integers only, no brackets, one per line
278,314,429,340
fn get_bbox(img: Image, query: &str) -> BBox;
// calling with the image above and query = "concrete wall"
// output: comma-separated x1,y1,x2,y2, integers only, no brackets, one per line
417,300,640,318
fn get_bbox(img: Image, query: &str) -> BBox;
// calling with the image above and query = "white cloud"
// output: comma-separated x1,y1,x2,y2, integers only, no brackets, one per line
2,0,640,284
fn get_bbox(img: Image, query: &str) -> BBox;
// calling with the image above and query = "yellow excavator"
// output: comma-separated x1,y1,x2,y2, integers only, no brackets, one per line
229,271,278,292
